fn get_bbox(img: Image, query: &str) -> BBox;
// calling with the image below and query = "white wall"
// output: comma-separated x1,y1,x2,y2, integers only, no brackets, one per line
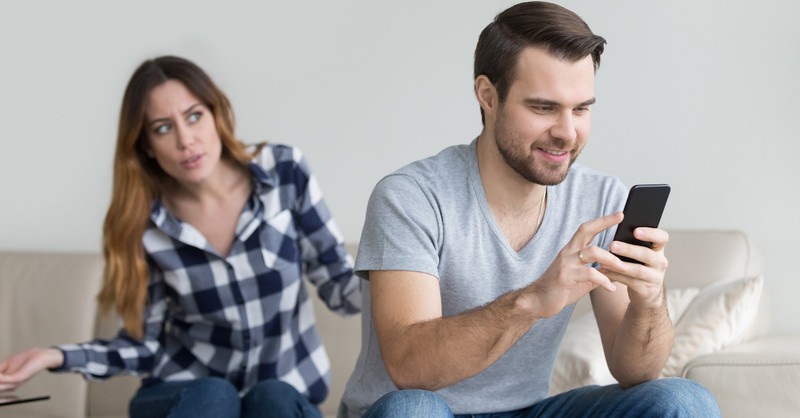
1,1,798,334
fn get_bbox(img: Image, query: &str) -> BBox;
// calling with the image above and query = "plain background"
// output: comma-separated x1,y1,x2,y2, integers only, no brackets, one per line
1,1,798,334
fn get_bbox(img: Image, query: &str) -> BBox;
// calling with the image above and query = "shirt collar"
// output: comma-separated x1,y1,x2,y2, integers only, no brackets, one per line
149,159,274,238
248,160,277,195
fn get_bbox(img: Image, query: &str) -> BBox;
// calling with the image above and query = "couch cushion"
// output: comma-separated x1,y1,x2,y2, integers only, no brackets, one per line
663,275,763,376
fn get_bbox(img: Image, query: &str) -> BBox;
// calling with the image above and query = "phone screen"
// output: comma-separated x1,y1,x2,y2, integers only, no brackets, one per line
612,184,671,263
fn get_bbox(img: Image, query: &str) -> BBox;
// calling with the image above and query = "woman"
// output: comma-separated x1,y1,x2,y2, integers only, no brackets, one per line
0,56,360,417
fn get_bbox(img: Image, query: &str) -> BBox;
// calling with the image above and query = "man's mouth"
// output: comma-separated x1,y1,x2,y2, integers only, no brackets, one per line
538,148,570,163
542,149,567,156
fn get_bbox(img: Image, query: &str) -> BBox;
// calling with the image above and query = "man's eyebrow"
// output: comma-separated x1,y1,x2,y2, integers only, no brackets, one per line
523,98,559,107
522,97,597,107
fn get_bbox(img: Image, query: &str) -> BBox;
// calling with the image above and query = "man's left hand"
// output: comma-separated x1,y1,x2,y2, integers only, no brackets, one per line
600,227,669,308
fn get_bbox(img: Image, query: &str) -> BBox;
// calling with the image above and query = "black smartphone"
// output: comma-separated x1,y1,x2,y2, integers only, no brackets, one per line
612,184,671,264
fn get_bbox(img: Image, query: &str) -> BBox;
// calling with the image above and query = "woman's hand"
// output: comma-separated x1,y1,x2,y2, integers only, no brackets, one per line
0,348,64,392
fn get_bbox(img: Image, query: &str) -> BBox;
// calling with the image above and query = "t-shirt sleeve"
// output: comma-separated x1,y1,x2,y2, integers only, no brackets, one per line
354,173,441,280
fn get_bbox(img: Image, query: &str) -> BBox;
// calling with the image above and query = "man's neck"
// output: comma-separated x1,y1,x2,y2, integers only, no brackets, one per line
475,132,546,216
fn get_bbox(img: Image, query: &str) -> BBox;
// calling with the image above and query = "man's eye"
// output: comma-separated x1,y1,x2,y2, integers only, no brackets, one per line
533,106,554,113
188,111,202,123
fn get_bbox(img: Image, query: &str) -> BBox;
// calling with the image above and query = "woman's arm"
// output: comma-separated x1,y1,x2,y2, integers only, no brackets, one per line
291,148,361,315
0,348,63,391
49,268,167,381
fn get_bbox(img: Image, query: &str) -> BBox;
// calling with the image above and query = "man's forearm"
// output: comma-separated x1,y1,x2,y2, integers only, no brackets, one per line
608,294,673,387
380,288,537,391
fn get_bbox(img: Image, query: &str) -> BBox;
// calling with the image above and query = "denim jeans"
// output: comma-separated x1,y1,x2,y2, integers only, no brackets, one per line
363,378,721,418
128,377,321,418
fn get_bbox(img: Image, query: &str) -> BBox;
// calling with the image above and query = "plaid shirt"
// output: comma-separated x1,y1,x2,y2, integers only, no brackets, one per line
57,144,361,404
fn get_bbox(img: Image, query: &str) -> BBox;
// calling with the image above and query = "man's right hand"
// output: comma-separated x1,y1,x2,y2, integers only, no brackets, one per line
527,212,626,319
0,348,64,392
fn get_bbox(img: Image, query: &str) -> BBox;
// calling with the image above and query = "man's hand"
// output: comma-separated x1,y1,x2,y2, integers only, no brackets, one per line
0,348,64,392
527,212,626,318
601,226,669,308
590,224,673,387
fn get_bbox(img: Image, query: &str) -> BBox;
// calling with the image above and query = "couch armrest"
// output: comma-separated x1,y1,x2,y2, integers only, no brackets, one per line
682,336,800,418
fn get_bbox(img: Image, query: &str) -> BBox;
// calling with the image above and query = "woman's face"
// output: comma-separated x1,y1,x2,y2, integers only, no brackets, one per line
143,79,223,188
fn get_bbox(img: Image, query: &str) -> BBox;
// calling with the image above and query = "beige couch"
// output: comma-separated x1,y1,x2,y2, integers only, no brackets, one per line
1,232,799,417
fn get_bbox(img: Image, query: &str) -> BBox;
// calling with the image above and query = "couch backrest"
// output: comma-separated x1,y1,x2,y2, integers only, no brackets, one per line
0,252,104,417
663,229,763,288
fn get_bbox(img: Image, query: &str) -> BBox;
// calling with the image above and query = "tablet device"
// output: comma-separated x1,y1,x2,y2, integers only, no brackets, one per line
0,394,50,407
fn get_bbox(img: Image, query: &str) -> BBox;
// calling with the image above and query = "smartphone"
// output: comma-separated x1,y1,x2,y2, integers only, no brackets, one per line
612,184,671,264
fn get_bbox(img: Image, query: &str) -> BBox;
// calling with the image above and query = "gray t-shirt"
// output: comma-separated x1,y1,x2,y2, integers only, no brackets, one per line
340,139,627,417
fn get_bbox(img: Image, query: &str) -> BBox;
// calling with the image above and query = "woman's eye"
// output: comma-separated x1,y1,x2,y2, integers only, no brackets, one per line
187,111,202,123
154,124,171,134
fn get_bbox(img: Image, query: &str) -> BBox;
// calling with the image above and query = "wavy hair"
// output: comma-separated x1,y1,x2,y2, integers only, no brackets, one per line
97,56,260,338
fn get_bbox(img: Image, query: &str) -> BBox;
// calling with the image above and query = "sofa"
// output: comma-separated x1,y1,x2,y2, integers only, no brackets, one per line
1,231,799,417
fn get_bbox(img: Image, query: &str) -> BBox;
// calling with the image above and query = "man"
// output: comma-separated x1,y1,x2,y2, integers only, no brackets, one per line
340,2,720,417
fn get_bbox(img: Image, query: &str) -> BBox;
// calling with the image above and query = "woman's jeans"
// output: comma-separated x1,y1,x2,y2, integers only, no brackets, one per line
363,378,721,418
128,377,321,418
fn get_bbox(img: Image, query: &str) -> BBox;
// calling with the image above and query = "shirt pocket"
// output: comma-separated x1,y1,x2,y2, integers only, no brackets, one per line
258,209,299,270
253,209,303,310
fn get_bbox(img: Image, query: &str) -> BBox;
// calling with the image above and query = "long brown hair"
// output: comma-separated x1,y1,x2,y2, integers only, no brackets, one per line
98,56,260,338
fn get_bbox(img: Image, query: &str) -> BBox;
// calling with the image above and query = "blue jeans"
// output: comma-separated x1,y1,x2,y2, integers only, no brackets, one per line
363,378,721,418
128,377,322,418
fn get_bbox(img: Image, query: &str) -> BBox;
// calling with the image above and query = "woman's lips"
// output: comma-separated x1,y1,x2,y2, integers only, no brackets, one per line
181,153,204,169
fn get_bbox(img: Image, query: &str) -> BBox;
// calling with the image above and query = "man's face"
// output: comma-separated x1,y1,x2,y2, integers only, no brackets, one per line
493,47,596,186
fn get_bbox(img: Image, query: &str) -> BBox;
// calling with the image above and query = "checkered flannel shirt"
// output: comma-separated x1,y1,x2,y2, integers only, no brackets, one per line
56,144,361,404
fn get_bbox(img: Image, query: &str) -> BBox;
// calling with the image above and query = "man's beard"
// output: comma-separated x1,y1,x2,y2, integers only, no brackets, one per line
494,112,579,186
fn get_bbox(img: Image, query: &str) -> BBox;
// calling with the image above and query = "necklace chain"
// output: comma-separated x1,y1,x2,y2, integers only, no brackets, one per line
534,187,547,235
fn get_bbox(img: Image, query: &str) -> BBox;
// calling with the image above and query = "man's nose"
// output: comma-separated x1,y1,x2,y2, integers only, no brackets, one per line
550,112,578,143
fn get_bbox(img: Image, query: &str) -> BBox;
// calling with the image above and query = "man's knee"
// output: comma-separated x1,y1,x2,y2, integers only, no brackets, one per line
632,378,721,417
364,389,453,418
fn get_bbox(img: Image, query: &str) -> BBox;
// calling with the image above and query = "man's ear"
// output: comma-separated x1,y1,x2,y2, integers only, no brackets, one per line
475,75,498,121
